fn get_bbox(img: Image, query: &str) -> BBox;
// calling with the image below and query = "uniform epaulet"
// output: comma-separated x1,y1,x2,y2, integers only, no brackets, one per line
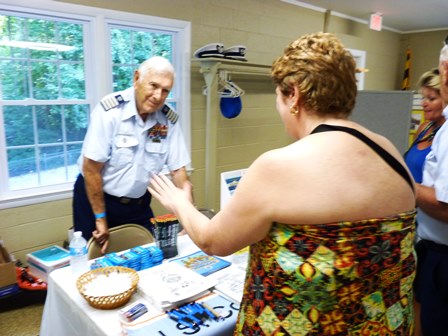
100,94,125,111
161,104,179,124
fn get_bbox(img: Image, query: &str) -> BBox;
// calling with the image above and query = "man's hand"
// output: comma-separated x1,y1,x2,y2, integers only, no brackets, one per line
92,218,110,254
181,180,194,204
170,167,194,204
149,173,184,214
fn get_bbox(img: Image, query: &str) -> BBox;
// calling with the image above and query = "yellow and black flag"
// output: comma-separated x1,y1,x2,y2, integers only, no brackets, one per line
401,48,411,90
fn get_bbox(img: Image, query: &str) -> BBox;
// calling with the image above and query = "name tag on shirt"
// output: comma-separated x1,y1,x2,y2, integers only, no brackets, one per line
115,134,138,148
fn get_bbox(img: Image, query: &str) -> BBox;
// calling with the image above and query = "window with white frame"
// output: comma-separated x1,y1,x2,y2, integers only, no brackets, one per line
0,1,191,209
108,22,178,110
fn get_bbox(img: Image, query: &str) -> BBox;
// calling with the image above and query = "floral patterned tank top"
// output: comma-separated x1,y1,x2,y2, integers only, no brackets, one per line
234,210,416,335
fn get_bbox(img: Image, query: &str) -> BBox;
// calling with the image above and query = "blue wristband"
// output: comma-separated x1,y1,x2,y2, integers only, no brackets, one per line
95,212,106,219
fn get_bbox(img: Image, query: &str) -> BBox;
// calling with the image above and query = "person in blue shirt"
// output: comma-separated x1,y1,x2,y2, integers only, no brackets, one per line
404,68,445,183
72,56,192,254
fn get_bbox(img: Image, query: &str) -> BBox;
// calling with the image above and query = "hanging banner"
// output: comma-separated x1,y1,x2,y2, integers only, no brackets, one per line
401,48,411,90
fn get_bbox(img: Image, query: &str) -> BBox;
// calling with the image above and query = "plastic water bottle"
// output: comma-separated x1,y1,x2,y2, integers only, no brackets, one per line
69,231,89,277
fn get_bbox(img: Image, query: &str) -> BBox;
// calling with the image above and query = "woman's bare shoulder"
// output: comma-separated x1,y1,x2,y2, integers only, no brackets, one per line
252,140,314,169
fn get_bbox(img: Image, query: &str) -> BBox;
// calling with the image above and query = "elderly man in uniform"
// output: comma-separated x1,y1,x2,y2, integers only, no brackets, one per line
414,38,448,335
73,56,192,254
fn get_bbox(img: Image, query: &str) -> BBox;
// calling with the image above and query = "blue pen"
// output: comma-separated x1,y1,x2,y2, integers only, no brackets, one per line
172,309,198,326
196,302,214,320
192,302,211,321
192,304,211,326
178,317,197,330
191,302,209,319
167,310,198,329
167,313,193,329
167,311,192,329
178,305,204,325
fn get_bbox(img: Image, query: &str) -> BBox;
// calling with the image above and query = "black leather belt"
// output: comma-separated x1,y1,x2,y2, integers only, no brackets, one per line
105,193,145,205
421,239,448,254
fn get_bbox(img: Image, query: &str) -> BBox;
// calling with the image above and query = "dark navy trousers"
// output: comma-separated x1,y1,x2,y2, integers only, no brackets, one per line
415,239,448,336
72,174,154,241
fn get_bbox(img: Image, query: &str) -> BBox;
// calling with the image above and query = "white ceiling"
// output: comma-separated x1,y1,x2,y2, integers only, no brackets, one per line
283,0,448,33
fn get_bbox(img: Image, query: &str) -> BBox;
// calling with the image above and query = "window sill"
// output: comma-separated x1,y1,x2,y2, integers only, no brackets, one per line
0,189,73,210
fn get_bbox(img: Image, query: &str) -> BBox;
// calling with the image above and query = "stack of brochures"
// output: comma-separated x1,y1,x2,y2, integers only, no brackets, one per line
137,262,217,311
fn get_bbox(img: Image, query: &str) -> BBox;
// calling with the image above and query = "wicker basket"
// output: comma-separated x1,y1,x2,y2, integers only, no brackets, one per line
76,266,139,309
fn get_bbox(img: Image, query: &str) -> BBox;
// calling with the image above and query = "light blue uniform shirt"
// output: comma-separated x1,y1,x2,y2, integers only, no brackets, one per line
417,105,448,245
78,87,190,198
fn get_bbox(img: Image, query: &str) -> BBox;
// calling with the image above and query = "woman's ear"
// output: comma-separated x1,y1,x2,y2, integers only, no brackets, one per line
289,86,300,108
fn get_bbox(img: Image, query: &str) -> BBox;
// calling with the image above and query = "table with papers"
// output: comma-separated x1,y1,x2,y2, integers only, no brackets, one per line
40,235,246,336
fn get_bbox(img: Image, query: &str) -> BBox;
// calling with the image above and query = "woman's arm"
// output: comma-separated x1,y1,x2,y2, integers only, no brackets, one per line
149,153,275,256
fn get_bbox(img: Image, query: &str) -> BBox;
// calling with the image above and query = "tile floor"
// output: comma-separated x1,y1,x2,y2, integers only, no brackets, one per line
0,303,44,336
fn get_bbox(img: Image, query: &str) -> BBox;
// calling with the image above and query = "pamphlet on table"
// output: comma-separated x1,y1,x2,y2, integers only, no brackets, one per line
170,250,231,276
137,262,217,311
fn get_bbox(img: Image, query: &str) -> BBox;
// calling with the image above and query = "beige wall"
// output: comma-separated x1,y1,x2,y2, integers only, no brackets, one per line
400,30,448,90
1,0,447,264
0,199,73,263
328,15,405,90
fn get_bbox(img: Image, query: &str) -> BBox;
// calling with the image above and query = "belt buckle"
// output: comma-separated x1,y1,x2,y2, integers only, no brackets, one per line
120,197,131,205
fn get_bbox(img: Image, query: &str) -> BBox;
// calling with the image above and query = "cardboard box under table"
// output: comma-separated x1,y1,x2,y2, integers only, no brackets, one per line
27,245,70,282
0,243,17,289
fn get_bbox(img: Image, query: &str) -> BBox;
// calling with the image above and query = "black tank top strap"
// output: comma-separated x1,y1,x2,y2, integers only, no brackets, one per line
311,124,414,192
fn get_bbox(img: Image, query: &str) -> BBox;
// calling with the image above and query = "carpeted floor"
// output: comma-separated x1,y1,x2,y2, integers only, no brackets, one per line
0,303,44,336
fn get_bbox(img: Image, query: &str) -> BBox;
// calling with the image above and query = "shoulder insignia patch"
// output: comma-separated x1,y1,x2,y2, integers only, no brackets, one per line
100,94,125,111
161,104,179,124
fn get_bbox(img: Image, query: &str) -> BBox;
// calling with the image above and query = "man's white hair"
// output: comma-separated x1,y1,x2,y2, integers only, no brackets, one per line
440,44,448,63
138,56,175,79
